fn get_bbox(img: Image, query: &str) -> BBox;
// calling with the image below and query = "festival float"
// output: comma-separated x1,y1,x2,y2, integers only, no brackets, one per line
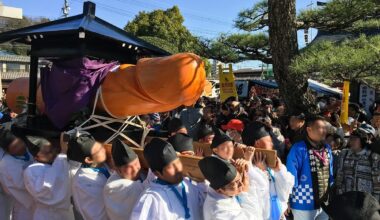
0,1,273,181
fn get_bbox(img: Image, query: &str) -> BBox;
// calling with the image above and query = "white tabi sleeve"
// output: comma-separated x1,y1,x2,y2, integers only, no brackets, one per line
273,164,295,202
211,192,263,220
73,177,109,220
0,160,34,209
23,154,69,206
130,193,165,220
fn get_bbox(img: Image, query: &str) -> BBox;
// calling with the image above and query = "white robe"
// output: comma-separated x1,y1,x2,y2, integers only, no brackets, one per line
0,152,34,220
72,166,110,220
0,148,12,220
23,154,72,220
203,187,262,220
103,172,148,220
131,177,207,220
248,164,294,220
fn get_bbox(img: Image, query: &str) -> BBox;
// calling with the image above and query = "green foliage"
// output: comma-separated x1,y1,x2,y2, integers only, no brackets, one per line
298,0,380,31
235,0,268,32
349,19,380,32
291,35,380,82
205,33,271,63
0,16,50,55
202,58,212,77
124,6,199,53
202,39,241,63
139,36,179,54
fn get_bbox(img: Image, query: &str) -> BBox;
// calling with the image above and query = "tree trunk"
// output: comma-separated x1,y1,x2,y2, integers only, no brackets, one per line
268,0,318,115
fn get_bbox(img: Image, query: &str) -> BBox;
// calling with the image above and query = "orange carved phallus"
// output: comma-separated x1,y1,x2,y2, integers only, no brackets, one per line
98,53,206,118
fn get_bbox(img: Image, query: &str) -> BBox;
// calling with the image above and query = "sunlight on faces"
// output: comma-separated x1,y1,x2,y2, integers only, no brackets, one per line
180,151,195,156
36,143,60,164
155,158,184,185
200,134,214,144
306,120,327,142
349,136,362,152
118,157,141,181
254,136,273,150
217,172,242,197
7,138,26,156
84,142,107,165
289,116,304,130
212,141,234,161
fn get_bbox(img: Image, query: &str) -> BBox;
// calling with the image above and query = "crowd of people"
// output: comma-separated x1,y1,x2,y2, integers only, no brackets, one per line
0,91,380,220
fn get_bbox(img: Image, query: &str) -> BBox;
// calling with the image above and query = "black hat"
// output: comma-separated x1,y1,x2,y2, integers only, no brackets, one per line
24,136,51,157
210,131,232,149
167,133,194,153
242,122,270,146
112,138,138,167
199,156,237,190
168,118,185,134
262,98,273,106
197,124,215,140
67,134,96,163
143,138,178,172
351,129,370,147
0,127,16,151
322,191,380,220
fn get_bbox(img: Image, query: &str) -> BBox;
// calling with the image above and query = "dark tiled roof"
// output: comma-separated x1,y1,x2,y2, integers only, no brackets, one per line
0,55,29,63
0,2,170,57
1,72,29,80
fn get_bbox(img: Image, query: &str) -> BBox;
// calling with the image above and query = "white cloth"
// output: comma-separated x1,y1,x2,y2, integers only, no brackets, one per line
248,164,295,220
23,154,72,220
0,148,12,220
131,178,207,220
72,167,110,220
103,173,145,220
203,187,262,220
0,152,34,220
292,208,329,220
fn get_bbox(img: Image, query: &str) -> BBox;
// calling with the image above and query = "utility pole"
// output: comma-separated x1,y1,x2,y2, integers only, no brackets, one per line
62,0,70,18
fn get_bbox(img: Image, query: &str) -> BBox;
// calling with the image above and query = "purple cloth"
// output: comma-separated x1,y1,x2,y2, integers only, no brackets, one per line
41,57,118,129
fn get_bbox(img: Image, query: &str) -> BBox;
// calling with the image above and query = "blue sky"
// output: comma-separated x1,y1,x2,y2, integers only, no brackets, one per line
4,0,319,68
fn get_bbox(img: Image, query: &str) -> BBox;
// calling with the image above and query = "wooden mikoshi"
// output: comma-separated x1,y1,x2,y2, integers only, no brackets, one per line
233,146,277,168
193,141,277,168
104,143,205,181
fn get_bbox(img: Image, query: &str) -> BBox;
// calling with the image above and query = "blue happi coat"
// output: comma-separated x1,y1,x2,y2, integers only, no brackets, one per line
286,141,334,210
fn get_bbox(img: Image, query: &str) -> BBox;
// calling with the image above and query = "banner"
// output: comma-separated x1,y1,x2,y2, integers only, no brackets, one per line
219,64,237,102
340,80,350,124
359,83,376,114
235,80,249,98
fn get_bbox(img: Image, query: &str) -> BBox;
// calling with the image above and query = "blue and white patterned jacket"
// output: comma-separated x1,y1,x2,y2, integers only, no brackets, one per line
286,141,334,210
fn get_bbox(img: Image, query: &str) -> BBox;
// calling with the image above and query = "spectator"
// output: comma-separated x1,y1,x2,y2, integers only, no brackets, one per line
197,124,215,144
179,102,203,139
286,115,333,220
335,128,380,201
222,119,244,143
168,118,188,137
288,113,306,145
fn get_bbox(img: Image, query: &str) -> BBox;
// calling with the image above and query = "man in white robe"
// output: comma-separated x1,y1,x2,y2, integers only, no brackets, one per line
200,156,262,220
0,128,34,220
242,122,295,220
0,146,12,220
70,134,110,220
23,135,73,220
131,138,207,220
103,139,154,220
